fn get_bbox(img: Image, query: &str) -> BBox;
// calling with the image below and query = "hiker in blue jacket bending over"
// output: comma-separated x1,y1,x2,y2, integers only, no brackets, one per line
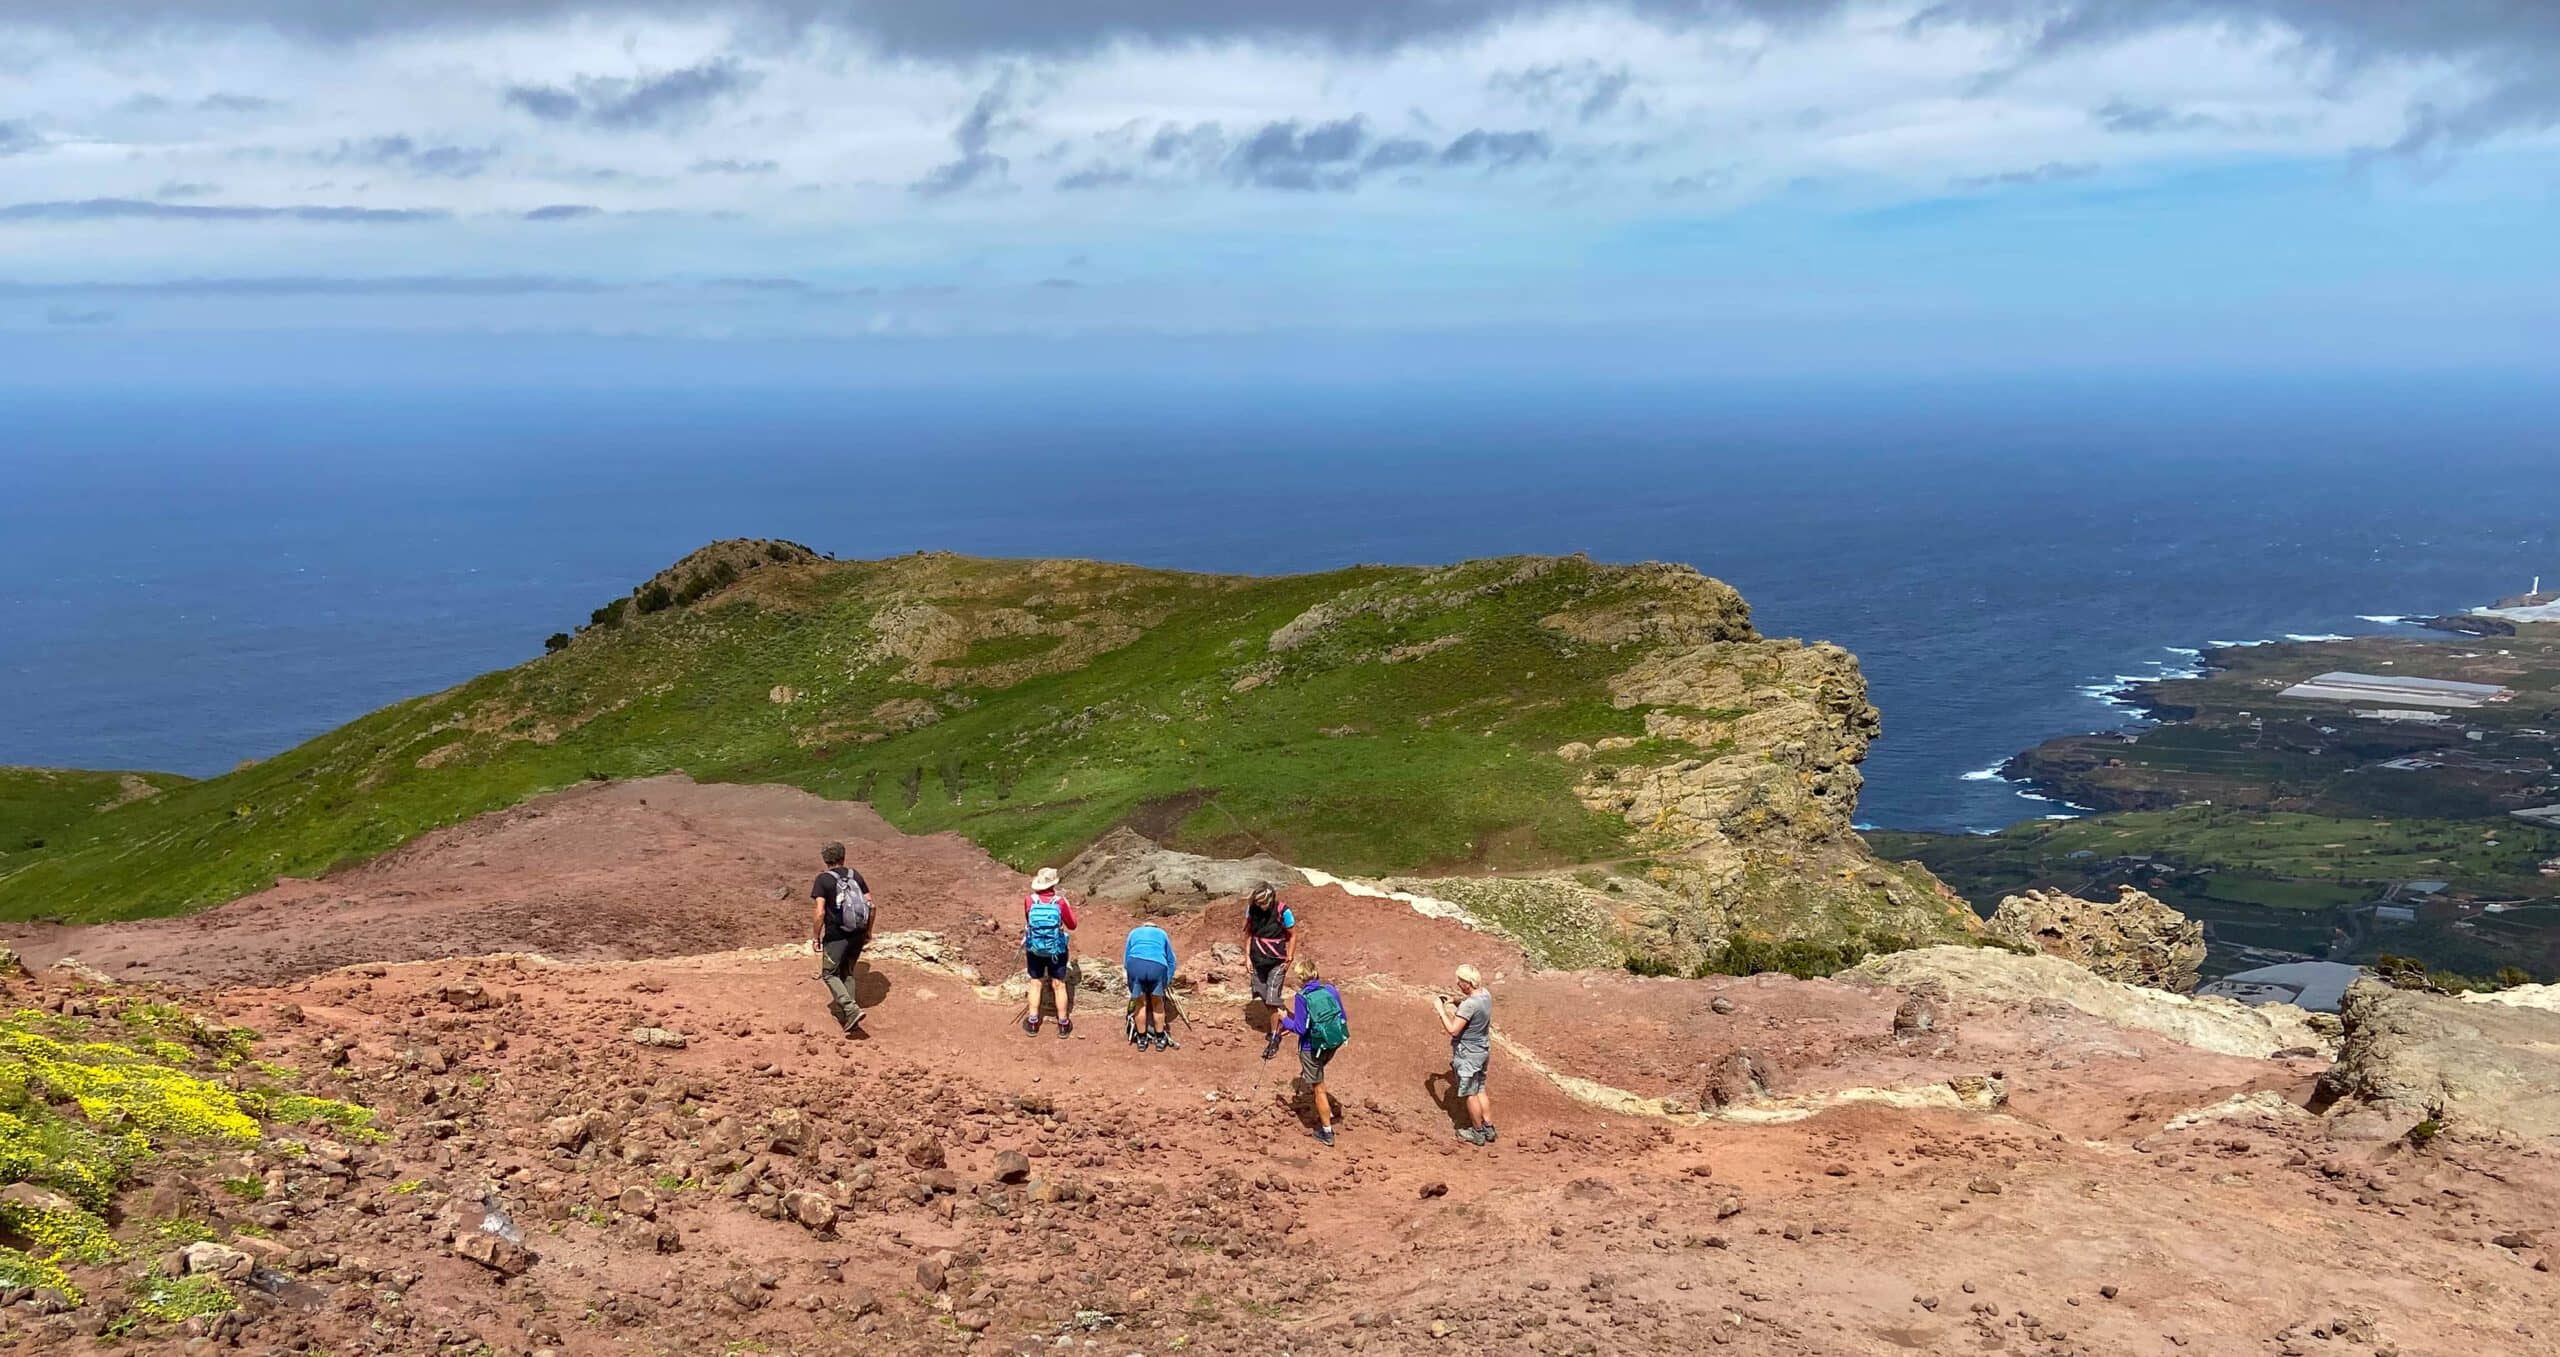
1277,957,1351,1146
1122,920,1179,1051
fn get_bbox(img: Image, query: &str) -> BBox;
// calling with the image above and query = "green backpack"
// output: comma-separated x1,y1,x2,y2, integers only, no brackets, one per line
1303,985,1349,1052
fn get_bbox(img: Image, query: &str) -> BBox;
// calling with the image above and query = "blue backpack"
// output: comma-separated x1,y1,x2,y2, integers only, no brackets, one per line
1025,894,1069,958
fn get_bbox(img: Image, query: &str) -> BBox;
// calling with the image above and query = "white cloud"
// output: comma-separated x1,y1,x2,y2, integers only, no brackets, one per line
0,0,2549,338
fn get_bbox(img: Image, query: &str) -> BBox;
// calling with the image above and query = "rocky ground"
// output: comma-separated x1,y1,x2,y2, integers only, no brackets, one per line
6,775,2558,1356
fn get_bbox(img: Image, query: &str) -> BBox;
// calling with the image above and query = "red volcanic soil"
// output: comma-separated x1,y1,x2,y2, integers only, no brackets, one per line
7,776,2556,1355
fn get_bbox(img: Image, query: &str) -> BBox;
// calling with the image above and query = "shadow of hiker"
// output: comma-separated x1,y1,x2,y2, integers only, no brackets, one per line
1423,1070,1471,1133
852,966,893,1010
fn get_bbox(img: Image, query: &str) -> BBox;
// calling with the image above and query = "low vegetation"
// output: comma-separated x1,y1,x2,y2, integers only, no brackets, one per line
0,977,371,1308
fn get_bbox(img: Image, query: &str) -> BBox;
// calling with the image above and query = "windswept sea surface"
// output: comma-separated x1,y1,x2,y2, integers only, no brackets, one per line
5,375,2556,832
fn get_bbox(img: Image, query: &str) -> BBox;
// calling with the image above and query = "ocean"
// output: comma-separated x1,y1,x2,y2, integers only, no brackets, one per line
6,374,2555,832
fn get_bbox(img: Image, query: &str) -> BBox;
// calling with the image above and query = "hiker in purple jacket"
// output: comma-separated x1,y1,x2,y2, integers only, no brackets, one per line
1276,957,1350,1146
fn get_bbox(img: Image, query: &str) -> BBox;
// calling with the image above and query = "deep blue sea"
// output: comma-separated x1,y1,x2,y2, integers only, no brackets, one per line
5,375,2555,832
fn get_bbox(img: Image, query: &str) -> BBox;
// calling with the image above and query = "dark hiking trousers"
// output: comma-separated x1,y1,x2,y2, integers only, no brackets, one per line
822,931,869,1029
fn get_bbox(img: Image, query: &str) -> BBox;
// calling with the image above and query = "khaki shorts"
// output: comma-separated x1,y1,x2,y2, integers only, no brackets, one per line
1251,959,1289,1008
1453,1061,1486,1097
1298,1042,1338,1088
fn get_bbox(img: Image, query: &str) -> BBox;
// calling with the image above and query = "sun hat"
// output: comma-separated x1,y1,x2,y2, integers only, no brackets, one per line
1031,867,1061,892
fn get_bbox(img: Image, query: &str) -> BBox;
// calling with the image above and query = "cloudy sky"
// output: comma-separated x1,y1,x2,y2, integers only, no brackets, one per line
3,1,2556,375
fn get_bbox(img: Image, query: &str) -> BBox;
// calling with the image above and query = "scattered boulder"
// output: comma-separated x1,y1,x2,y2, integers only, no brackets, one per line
626,1026,689,1049
2315,978,2560,1141
1987,886,2204,993
782,1189,837,1233
1891,981,1950,1041
904,1137,947,1170
45,957,115,987
991,1150,1032,1185
452,1232,534,1277
179,1242,254,1282
1059,828,1297,913
438,981,499,1011
1700,1048,1777,1110
1849,947,2324,1059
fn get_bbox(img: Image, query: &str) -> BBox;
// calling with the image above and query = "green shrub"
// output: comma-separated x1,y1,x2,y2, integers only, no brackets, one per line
544,633,571,654
633,583,675,615
588,597,628,630
1694,930,1932,980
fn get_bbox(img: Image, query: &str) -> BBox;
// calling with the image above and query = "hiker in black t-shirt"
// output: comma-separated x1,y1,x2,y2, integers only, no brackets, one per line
810,841,874,1036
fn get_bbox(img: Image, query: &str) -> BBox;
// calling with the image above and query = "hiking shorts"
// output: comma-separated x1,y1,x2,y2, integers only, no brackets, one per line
1251,959,1288,1008
1453,1060,1487,1097
1299,1042,1338,1088
1026,950,1069,982
1125,959,1171,997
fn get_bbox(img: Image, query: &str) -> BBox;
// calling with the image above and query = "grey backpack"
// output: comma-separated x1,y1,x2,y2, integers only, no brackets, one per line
827,869,872,933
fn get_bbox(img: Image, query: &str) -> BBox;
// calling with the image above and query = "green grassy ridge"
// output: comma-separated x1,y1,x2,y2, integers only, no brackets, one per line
0,768,194,857
1,550,1760,924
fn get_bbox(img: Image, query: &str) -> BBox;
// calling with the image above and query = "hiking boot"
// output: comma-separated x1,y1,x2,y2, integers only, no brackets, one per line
1021,1015,1041,1037
1480,1124,1497,1145
1458,1126,1489,1145
1262,1033,1283,1061
840,1007,865,1037
1314,1125,1335,1146
1155,1031,1177,1051
1058,1017,1075,1038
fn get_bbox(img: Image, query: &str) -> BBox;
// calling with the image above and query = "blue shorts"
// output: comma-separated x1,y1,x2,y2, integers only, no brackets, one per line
1126,959,1171,997
1026,951,1069,982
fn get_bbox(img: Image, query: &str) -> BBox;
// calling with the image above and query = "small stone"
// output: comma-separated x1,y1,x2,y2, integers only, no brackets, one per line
1965,1176,2004,1197
179,1242,254,1282
955,1311,992,1333
917,1255,949,1294
625,1026,688,1049
1710,996,1736,1015
451,1232,534,1277
2100,1284,2120,1300
782,1189,837,1233
991,1150,1032,1184
905,1138,947,1170
1419,1181,1449,1200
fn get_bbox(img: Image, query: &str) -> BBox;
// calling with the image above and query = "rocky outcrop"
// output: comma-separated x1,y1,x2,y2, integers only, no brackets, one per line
1060,829,1295,912
1575,638,1878,852
2316,978,2560,1141
1987,886,2204,992
1849,946,2325,1059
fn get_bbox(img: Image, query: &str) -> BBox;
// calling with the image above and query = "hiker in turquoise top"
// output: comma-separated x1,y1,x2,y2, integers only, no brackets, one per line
1276,956,1350,1146
1122,921,1178,1050
1020,868,1078,1038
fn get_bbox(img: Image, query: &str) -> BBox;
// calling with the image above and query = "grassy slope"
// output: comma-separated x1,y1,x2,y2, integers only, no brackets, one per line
1,553,1676,923
0,768,193,856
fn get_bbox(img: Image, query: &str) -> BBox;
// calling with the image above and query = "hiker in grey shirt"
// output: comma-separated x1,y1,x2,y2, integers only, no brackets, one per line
1434,963,1496,1145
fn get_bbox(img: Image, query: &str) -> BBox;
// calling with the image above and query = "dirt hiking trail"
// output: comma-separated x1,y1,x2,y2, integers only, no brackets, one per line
7,775,2556,1355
